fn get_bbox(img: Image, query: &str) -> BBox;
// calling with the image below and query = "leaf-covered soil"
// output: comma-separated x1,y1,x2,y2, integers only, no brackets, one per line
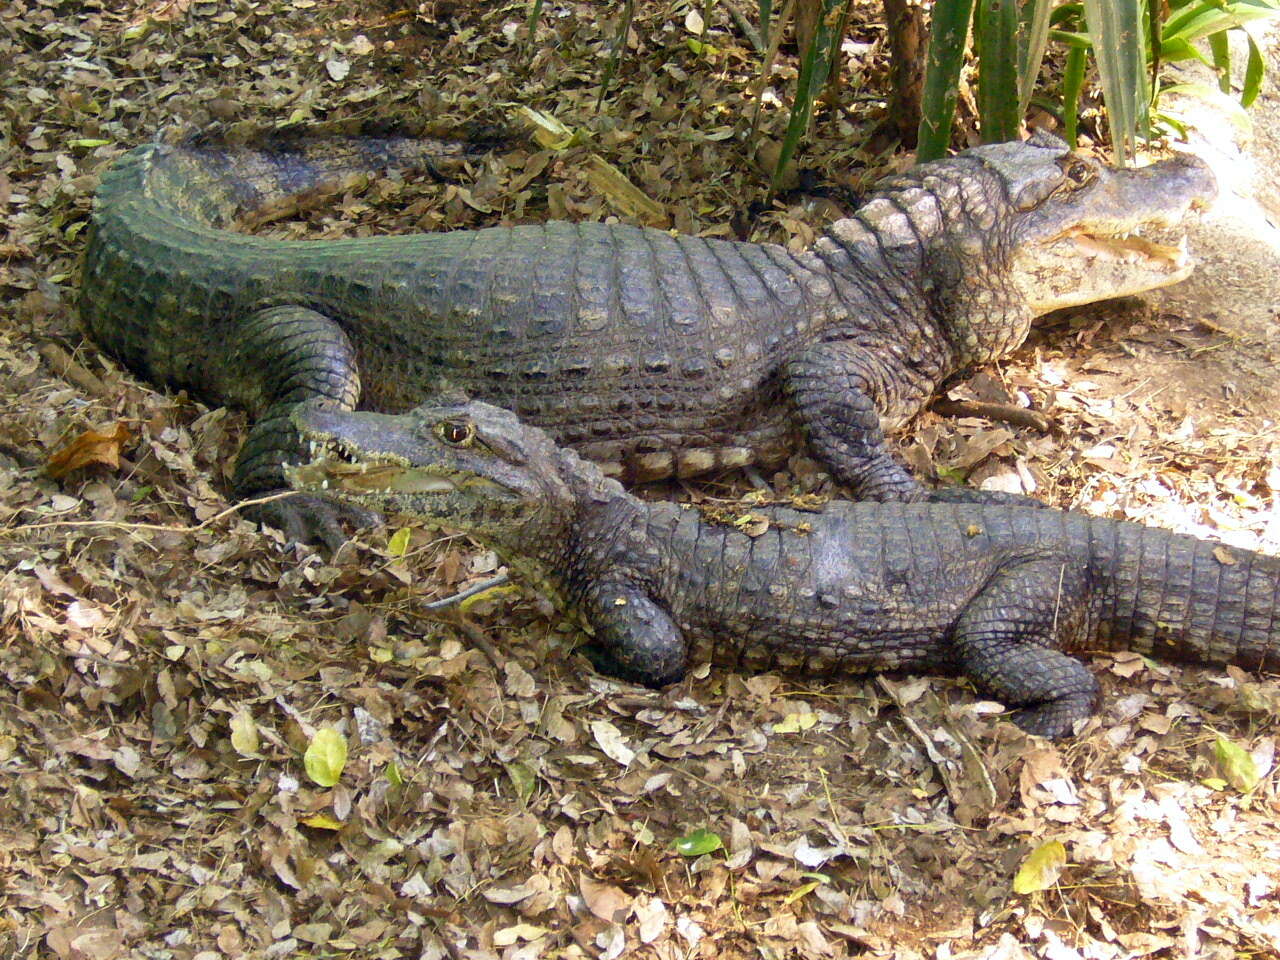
2,2,1279,957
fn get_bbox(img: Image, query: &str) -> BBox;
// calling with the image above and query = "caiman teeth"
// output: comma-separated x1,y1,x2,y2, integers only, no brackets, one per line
1071,232,1188,267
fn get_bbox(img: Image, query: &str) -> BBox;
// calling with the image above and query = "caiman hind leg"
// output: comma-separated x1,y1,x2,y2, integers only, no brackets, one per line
952,555,1101,737
578,581,689,687
226,305,378,548
784,342,1041,505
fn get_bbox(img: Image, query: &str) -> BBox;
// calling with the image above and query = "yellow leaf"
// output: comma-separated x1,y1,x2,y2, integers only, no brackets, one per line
1213,735,1260,792
387,527,411,557
1012,840,1067,894
518,106,583,150
45,422,131,479
300,813,344,831
230,709,260,757
585,155,668,226
772,712,818,734
782,880,821,905
304,727,348,787
459,582,520,613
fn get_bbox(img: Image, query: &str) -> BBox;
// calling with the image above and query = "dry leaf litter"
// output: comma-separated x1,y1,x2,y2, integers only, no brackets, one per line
1,1,1278,958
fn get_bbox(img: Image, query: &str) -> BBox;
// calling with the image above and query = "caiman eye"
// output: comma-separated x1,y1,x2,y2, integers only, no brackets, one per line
435,419,475,446
1063,158,1093,186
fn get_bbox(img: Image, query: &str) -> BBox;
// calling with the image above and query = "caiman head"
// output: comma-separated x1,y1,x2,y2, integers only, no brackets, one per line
824,130,1218,362
285,400,605,546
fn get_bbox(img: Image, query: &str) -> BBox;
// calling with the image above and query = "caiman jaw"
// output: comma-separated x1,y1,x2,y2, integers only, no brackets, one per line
1017,220,1199,315
290,435,470,497
1063,229,1189,268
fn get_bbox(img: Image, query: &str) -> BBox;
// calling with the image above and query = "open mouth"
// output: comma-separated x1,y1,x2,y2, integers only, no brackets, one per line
1066,229,1189,268
287,431,519,501
288,434,461,495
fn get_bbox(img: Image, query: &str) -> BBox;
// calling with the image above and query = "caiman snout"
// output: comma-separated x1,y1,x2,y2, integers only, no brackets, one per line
1131,151,1218,219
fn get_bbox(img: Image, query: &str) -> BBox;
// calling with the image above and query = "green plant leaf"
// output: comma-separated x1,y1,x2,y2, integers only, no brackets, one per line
772,0,842,190
1241,27,1265,105
1208,30,1231,94
1017,0,1056,114
919,0,980,159
1062,43,1088,145
1080,0,1148,163
304,727,349,787
673,827,724,857
976,0,1021,141
1012,839,1067,894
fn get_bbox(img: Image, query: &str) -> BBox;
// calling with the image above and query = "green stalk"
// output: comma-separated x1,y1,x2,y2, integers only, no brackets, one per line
919,0,978,159
976,0,1020,142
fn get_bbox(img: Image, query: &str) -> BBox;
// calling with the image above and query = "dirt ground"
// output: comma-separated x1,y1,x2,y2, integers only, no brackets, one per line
1,2,1278,958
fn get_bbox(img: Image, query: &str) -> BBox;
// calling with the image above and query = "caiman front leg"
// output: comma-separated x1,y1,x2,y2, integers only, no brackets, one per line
578,581,689,687
952,555,1101,738
784,342,1041,505
783,342,928,501
226,305,378,548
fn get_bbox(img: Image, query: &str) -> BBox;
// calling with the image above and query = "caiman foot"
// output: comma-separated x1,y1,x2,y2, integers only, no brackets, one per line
246,490,382,552
577,642,674,688
1009,689,1100,739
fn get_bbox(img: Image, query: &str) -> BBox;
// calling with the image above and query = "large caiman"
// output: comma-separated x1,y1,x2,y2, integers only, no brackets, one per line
286,399,1278,739
79,128,1215,544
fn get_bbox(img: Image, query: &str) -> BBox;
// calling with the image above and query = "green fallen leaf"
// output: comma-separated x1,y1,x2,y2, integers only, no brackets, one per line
782,880,821,905
385,760,404,787
300,813,344,831
387,526,411,557
673,827,723,857
772,712,818,734
1213,735,1261,792
304,727,348,787
505,761,537,802
1012,839,1067,894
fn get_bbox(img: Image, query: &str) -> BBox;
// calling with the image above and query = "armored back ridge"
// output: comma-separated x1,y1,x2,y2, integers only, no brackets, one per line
79,127,1216,546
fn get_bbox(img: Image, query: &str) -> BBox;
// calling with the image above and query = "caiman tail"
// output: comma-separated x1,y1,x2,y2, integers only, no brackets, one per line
1084,515,1280,672
109,125,491,230
78,126,489,393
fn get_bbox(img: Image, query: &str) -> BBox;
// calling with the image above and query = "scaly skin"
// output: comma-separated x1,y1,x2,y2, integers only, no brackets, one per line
79,129,1216,543
287,400,1280,739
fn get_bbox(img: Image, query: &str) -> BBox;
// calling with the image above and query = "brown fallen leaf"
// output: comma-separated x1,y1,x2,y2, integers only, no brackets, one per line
579,873,631,923
45,422,131,479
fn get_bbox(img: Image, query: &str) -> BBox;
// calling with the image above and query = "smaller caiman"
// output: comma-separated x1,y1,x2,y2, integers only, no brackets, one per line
286,399,1280,739
79,128,1216,545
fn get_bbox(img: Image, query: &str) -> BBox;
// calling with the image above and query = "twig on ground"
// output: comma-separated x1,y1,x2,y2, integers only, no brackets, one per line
36,340,114,399
421,573,510,610
932,398,1052,432
0,489,296,537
